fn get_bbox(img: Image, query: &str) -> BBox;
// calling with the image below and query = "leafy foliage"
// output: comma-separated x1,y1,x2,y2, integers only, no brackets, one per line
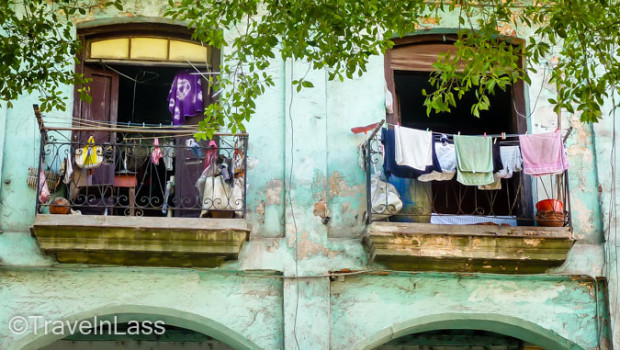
0,0,122,112
1,1,618,129
167,0,619,135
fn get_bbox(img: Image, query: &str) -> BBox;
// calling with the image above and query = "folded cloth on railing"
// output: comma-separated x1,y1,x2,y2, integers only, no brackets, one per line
382,128,440,179
454,135,494,186
394,125,433,171
519,130,569,176
430,213,517,226
418,142,456,182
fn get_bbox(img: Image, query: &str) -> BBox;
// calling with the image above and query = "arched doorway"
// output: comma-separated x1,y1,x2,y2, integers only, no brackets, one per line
11,306,260,350
355,313,581,350
39,323,235,350
374,329,542,350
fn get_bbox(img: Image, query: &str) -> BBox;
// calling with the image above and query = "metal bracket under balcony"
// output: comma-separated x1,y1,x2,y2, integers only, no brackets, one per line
31,215,249,267
364,222,574,274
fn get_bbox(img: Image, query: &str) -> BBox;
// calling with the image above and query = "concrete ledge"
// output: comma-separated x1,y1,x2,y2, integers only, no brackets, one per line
31,215,249,267
364,222,575,274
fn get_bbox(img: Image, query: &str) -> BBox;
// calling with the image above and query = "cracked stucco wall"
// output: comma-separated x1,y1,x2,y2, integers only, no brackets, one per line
0,1,611,349
0,268,283,350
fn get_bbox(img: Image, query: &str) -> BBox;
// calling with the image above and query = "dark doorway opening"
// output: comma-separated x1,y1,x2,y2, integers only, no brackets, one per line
374,329,544,350
393,71,524,219
394,71,516,135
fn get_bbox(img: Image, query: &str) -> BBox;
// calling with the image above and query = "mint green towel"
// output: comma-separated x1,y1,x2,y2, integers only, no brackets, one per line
454,135,494,186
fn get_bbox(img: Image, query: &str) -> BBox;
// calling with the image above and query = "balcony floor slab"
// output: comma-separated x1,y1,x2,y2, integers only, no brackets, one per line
364,222,574,274
31,214,249,267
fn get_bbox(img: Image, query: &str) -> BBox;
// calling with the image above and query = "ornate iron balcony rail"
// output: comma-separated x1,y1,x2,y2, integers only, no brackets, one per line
35,129,248,219
363,134,571,227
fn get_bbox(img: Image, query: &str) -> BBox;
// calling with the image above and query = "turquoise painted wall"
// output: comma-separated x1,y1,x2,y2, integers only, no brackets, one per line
0,1,612,349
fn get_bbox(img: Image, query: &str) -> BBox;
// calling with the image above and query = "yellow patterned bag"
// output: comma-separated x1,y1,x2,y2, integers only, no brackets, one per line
74,136,103,169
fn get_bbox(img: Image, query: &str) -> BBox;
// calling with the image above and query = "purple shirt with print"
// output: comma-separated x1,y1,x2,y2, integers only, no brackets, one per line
167,72,203,125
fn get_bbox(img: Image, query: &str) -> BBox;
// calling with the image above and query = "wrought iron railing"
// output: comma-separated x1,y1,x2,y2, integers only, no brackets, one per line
363,132,571,227
35,128,248,218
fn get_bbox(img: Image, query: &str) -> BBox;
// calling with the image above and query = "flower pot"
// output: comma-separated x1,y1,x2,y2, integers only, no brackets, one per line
536,199,563,213
536,210,566,227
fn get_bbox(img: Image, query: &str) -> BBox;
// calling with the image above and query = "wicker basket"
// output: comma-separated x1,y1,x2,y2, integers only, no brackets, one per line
27,167,60,192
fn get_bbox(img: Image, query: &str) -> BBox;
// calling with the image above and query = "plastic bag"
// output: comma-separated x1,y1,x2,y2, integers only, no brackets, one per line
370,175,402,219
200,175,244,216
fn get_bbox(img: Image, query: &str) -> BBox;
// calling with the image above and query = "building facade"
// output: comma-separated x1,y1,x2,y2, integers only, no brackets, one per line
0,1,617,349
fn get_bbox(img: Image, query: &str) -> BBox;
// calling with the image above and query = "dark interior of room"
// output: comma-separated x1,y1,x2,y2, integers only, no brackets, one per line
394,70,516,135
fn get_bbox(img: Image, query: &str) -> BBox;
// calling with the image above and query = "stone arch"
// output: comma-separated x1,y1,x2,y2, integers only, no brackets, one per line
10,305,261,350
354,313,583,350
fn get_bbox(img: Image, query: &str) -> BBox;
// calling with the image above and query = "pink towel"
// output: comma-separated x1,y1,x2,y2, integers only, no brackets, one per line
519,130,569,176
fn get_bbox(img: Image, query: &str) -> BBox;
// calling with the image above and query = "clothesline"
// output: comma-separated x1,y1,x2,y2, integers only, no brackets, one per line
381,121,573,141
384,121,519,139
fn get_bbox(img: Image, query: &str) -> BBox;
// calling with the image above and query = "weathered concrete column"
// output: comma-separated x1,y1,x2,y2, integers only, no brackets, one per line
283,277,331,350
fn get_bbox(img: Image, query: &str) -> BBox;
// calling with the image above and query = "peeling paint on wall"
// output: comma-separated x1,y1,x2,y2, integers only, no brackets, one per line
266,179,283,206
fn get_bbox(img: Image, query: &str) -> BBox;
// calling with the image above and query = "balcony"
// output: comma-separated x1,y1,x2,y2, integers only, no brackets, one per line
30,127,250,267
361,130,574,274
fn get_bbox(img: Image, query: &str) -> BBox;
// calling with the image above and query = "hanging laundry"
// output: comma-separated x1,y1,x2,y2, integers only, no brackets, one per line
381,128,440,179
186,138,203,159
454,135,494,186
151,138,164,165
478,144,522,190
163,141,175,171
519,130,569,176
497,146,523,179
39,169,50,204
492,142,504,173
167,71,204,125
418,141,456,182
478,176,503,190
394,125,433,171
62,154,73,185
204,140,219,170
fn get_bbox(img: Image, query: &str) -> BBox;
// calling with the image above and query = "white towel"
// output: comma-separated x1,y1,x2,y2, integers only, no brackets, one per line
418,142,456,182
497,146,523,179
394,125,433,171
